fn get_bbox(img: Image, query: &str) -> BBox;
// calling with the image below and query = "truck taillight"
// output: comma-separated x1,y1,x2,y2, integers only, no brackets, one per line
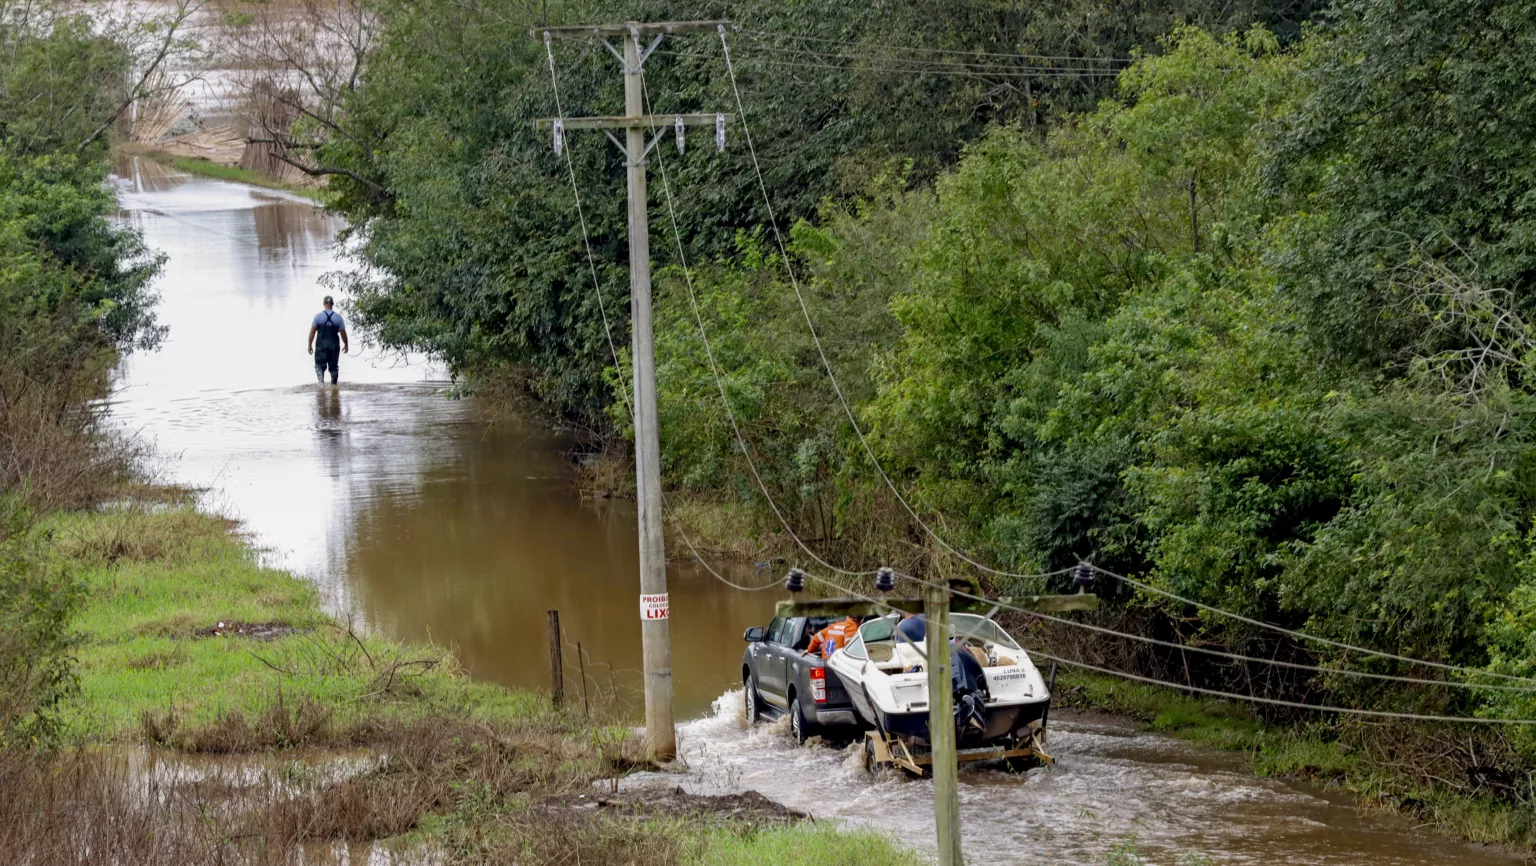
809,667,827,703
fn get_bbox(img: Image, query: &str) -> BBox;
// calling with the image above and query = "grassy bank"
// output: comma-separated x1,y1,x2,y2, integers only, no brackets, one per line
117,144,329,202
14,504,917,864
1056,672,1534,852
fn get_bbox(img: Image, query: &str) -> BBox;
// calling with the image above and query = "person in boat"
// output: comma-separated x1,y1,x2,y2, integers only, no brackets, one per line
896,612,926,644
952,642,990,736
806,615,861,658
307,295,349,384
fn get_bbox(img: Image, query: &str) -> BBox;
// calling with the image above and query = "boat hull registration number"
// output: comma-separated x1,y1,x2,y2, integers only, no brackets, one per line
640,593,670,621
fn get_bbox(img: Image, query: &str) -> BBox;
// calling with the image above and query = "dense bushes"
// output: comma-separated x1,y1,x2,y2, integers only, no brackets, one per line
0,501,81,751
0,149,163,511
649,13,1536,723
0,7,165,749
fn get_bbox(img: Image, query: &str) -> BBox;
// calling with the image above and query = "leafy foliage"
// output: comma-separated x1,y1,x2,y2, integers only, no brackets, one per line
0,6,165,750
0,502,81,751
324,0,1536,759
319,0,1307,422
659,16,1536,726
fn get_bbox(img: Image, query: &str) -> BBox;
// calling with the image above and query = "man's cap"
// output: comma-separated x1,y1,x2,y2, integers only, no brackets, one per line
323,295,334,304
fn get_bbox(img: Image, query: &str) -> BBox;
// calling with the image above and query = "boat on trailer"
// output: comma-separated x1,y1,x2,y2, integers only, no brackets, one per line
824,612,1056,775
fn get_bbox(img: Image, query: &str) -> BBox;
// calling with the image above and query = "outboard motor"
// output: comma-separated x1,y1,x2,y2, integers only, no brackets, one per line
951,644,990,743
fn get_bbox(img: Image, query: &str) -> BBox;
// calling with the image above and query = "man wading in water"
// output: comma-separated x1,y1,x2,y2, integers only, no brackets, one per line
307,295,349,384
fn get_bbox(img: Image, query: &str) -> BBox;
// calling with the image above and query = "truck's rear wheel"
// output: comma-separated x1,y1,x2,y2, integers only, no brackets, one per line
789,696,815,744
744,674,764,725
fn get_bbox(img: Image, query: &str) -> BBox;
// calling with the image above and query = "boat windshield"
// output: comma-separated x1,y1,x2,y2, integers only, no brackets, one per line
950,614,1021,650
861,613,1021,651
859,617,897,644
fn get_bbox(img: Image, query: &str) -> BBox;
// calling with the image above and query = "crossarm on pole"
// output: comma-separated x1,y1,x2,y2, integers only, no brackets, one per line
536,113,729,130
534,21,732,39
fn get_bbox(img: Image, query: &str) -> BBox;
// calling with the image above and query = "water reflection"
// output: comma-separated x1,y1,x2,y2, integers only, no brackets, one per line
113,153,187,193
313,385,343,426
252,195,335,258
110,158,779,716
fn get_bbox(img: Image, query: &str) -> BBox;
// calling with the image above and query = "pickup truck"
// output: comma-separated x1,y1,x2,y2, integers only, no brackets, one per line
741,615,862,743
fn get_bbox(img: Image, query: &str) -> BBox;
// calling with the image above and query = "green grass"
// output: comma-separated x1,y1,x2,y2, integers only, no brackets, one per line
47,507,539,740
1059,672,1267,751
692,823,921,864
35,505,914,861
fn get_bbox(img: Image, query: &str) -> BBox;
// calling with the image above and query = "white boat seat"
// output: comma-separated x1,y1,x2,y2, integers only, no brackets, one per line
867,643,895,663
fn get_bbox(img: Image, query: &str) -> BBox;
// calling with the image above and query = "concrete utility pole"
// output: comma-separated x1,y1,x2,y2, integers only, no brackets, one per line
535,20,731,762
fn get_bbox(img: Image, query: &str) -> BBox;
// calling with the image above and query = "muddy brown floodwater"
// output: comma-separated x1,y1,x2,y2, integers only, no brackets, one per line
110,156,778,718
111,159,1526,865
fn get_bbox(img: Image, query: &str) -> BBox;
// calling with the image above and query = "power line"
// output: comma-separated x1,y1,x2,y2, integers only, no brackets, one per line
1087,563,1536,688
875,562,1536,691
656,47,1122,79
670,521,783,591
1021,644,1536,726
791,566,1536,725
897,571,1536,693
543,38,628,413
736,27,1137,65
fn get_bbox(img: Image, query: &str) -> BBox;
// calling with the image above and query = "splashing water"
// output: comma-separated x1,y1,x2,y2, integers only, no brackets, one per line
626,691,1522,865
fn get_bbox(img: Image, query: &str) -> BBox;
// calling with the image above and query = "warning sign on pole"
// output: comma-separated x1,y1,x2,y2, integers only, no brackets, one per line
640,593,670,621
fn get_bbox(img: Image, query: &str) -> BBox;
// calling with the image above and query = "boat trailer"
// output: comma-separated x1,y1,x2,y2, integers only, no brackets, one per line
862,720,1053,777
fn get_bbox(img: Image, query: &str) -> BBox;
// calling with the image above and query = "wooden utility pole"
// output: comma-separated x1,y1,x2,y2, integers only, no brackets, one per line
780,584,1098,866
924,582,963,866
535,20,731,762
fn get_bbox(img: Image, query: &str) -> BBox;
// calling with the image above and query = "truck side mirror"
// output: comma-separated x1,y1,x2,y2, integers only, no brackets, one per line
743,627,766,642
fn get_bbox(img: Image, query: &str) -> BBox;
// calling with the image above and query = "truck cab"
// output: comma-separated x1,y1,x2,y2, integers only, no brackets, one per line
742,615,861,743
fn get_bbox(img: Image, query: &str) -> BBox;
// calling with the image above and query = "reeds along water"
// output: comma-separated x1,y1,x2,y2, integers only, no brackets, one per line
0,709,657,864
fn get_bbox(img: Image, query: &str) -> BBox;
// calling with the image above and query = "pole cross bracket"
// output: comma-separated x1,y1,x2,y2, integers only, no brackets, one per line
535,113,730,131
536,114,732,161
599,33,664,74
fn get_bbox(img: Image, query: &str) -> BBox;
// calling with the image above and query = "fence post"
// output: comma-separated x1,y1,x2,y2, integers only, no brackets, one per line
548,610,564,708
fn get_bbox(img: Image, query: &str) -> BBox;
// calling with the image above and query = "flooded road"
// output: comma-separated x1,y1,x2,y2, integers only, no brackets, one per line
649,697,1524,865
110,157,777,718
111,159,1525,864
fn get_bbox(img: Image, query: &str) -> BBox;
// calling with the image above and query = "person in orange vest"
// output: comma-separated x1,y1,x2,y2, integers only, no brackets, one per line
806,616,860,658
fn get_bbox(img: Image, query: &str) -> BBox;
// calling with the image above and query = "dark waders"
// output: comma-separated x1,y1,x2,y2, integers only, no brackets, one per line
315,311,341,383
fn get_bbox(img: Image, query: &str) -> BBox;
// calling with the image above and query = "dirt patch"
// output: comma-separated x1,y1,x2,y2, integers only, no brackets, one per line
197,620,299,640
552,786,806,826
